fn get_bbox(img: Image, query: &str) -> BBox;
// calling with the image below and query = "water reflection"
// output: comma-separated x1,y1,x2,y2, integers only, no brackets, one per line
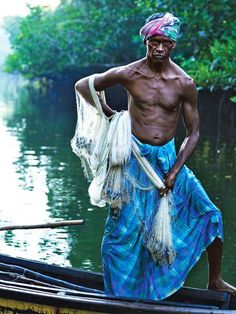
0,72,235,289
0,97,71,266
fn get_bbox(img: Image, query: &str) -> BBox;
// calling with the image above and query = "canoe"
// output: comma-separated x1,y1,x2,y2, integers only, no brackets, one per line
0,253,235,313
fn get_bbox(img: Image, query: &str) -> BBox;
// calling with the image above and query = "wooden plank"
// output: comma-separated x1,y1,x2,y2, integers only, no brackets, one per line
0,254,235,311
0,262,103,294
0,279,220,311
0,291,226,314
177,287,229,302
0,283,233,314
167,286,233,310
0,220,84,231
0,254,103,289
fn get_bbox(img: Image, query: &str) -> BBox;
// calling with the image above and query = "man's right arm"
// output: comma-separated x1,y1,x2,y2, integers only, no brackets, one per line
75,66,128,117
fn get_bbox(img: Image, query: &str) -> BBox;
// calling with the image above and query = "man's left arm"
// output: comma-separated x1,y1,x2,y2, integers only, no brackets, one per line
165,78,199,190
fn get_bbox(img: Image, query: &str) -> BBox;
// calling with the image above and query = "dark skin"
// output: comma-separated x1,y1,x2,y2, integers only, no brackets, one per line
75,35,236,296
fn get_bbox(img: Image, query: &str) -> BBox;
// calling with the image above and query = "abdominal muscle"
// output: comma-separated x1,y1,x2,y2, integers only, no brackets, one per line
129,102,179,146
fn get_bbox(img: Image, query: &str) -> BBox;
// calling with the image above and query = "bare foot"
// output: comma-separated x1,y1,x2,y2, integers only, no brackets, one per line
207,277,236,296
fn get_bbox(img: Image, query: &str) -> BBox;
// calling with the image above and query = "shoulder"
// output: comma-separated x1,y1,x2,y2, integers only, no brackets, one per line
170,61,197,101
171,61,197,91
94,60,144,90
107,59,147,81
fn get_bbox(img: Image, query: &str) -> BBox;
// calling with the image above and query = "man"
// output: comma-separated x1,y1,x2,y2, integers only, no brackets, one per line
75,12,236,300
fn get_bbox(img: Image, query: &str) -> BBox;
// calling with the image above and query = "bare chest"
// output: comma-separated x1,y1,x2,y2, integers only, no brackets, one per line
127,77,182,111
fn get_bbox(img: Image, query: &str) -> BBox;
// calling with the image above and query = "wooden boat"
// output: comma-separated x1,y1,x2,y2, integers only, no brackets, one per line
0,253,235,313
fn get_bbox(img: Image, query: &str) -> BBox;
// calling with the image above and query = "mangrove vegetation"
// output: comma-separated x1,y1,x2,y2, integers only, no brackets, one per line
3,0,236,91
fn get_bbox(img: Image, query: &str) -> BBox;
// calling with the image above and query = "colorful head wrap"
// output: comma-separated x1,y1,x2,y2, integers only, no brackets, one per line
140,12,180,42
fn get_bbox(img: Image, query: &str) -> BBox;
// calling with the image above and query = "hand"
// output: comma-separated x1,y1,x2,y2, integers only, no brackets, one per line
164,170,178,190
160,185,169,197
97,93,116,117
160,171,176,197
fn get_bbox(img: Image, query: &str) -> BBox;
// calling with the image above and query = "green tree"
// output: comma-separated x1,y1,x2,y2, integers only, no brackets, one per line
4,6,62,78
3,0,236,91
182,33,236,90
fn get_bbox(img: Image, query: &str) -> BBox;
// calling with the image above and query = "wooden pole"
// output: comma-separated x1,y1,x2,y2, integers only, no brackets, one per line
0,219,84,231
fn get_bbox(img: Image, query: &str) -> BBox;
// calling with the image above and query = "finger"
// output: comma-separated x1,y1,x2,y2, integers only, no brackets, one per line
160,186,169,197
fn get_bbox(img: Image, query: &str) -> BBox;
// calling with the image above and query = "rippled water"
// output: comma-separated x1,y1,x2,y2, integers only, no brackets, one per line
0,72,235,289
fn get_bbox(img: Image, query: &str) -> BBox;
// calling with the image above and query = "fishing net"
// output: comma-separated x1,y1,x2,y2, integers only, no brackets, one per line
71,75,176,264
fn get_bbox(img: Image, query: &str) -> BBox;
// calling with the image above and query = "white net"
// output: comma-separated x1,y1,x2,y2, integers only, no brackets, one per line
71,75,176,264
71,75,132,208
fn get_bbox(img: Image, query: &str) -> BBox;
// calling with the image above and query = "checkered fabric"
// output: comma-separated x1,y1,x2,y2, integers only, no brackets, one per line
101,136,223,300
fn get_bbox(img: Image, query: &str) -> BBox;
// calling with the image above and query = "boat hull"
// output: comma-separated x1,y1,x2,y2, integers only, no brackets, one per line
0,254,235,314
0,297,102,314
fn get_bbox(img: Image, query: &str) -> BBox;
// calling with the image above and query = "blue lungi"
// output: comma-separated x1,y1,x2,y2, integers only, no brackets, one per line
101,136,223,300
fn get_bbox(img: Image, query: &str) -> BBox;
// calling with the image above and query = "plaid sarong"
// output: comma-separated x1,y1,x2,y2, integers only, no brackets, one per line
101,136,223,300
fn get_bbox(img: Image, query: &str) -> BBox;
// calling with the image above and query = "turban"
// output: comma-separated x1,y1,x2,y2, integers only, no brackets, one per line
140,12,180,42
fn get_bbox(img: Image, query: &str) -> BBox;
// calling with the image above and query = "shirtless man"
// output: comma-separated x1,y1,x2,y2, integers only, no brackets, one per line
75,12,236,299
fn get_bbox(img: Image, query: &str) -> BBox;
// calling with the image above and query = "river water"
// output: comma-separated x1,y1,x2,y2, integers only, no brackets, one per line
0,72,235,289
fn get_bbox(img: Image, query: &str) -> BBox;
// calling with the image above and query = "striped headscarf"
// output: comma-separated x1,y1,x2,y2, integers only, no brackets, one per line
140,12,180,42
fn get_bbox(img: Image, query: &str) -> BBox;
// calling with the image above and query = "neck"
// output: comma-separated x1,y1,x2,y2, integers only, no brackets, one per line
146,56,171,74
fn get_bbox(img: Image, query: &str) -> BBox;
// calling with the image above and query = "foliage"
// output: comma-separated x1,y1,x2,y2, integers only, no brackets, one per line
3,0,236,90
182,32,236,90
4,6,69,78
230,96,236,103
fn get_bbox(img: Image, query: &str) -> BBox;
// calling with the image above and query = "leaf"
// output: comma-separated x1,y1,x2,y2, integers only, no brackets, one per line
230,96,236,103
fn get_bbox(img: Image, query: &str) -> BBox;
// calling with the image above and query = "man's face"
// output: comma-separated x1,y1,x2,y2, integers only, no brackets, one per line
146,35,175,63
